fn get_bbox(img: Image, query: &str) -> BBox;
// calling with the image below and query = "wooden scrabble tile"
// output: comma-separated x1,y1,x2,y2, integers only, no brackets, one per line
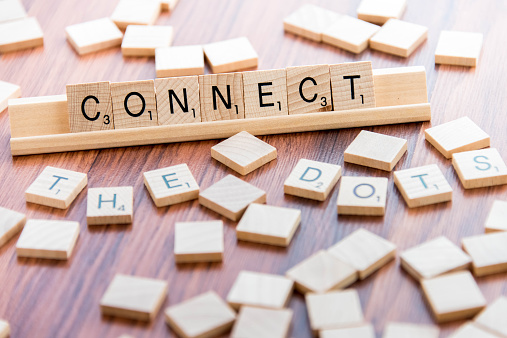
449,322,500,338
420,271,486,323
174,220,223,263
155,76,201,125
25,166,87,209
243,69,288,118
111,80,158,128
0,17,44,53
16,220,80,260
435,31,483,67
236,203,301,247
231,306,293,338
284,159,341,201
155,45,204,77
485,200,507,233
0,206,26,248
199,175,266,221
344,130,407,171
65,18,123,55
111,0,161,30
203,37,258,73
100,274,168,321
66,81,115,132
165,291,236,338
369,19,428,58
474,297,507,337
283,4,341,42
372,66,428,107
87,187,133,225
462,232,507,277
393,164,453,208
211,131,277,175
0,80,21,113
0,319,9,338
330,61,376,111
199,73,245,121
321,324,375,338
357,0,407,25
143,164,199,207
452,148,507,189
424,117,490,159
327,228,396,279
286,65,332,115
286,250,357,294
121,25,173,57
382,322,440,338
322,15,381,54
400,236,471,281
226,271,294,310
161,0,179,11
0,0,26,23
337,176,388,216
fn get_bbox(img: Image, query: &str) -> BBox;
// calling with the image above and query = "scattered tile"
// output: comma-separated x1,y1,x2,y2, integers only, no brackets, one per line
337,176,388,216
87,186,133,225
283,4,341,42
111,80,158,128
0,319,9,338
0,206,26,248
0,17,44,53
357,0,407,25
474,296,507,338
0,0,26,23
121,25,173,57
286,64,332,115
111,0,161,30
462,232,507,277
369,19,428,58
321,324,375,338
323,15,380,54
154,76,202,124
65,18,123,55
452,148,507,189
174,220,224,263
382,322,440,338
330,61,376,111
485,200,507,233
243,69,288,118
435,31,483,67
203,37,258,73
155,45,204,77
231,306,293,338
449,322,500,338
0,80,21,113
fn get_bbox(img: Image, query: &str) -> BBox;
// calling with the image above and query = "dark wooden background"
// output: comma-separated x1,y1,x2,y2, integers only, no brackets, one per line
1,0,506,337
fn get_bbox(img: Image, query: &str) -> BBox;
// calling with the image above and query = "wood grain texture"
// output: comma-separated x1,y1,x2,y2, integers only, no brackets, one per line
154,76,202,125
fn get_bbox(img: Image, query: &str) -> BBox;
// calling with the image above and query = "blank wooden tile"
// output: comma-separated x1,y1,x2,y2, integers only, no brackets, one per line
286,65,332,115
0,80,21,113
327,228,396,279
421,271,486,323
100,274,168,321
0,206,26,248
425,117,490,159
284,159,341,201
111,0,161,30
231,306,293,338
243,69,288,118
199,73,245,121
474,296,507,338
226,271,294,310
165,291,236,338
111,80,158,128
357,0,406,25
174,221,224,263
449,322,500,338
452,148,507,189
211,131,277,175
155,76,201,125
485,200,507,233
382,322,440,338
25,166,87,209
155,45,204,78
400,236,471,281
203,37,258,73
321,324,375,338
121,25,173,56
0,0,26,23
65,18,123,55
0,17,43,53
322,15,381,54
161,0,179,11
369,19,428,58
337,176,388,216
394,164,453,208
236,203,301,247
330,61,375,111
143,164,199,207
87,187,133,225
435,31,483,67
0,319,9,338
462,232,507,277
199,175,266,221
283,4,341,42
16,220,80,260
372,66,428,108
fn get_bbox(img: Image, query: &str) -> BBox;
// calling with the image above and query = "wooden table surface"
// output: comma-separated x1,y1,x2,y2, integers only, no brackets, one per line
1,0,506,337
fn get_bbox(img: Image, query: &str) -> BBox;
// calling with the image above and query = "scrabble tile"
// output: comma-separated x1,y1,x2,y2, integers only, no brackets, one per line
226,271,294,310
357,0,407,25
0,319,9,338
372,66,428,107
369,19,428,58
420,271,486,323
143,164,199,207
452,148,507,189
394,164,453,208
474,297,507,338
199,175,266,221
344,130,407,171
154,76,201,125
121,25,173,57
286,65,332,115
111,80,158,128
382,322,440,338
435,31,483,67
0,17,44,53
0,206,26,248
485,200,507,233
449,322,500,338
321,324,375,338
284,159,341,201
283,4,341,42
462,232,507,277
231,306,293,338
65,18,123,55
199,73,245,121
243,69,288,118
0,80,21,113
100,274,168,321
87,187,133,225
25,166,88,209
174,220,223,263
400,236,471,281
337,176,388,216
165,291,236,338
322,15,381,54
111,0,161,30
305,289,364,334
236,203,301,247
286,250,357,294
211,131,277,175
66,81,115,132
330,61,376,111
161,0,179,11
424,117,490,159
203,37,258,73
16,220,80,260
327,228,396,279
0,0,26,23
155,45,204,77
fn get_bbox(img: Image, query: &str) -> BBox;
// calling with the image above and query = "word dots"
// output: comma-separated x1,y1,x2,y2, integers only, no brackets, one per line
87,186,133,225
452,148,507,189
0,207,26,248
337,176,388,216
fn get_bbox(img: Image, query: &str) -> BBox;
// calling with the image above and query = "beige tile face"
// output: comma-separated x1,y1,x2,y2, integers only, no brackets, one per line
322,15,380,54
357,0,406,25
0,17,44,53
155,45,204,78
382,322,440,338
203,37,258,73
330,61,375,111
283,4,341,42
286,65,332,115
65,18,123,55
121,25,173,56
0,0,26,23
110,0,161,30
111,80,158,129
155,76,201,125
474,296,507,338
231,306,293,338
337,176,388,216
452,148,507,189
462,232,507,277
435,31,483,67
485,200,507,232
199,73,245,121
369,19,428,57
174,221,224,263
87,187,133,225
0,319,10,338
0,206,26,248
449,322,500,338
0,80,21,113
243,69,288,118
321,324,375,338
